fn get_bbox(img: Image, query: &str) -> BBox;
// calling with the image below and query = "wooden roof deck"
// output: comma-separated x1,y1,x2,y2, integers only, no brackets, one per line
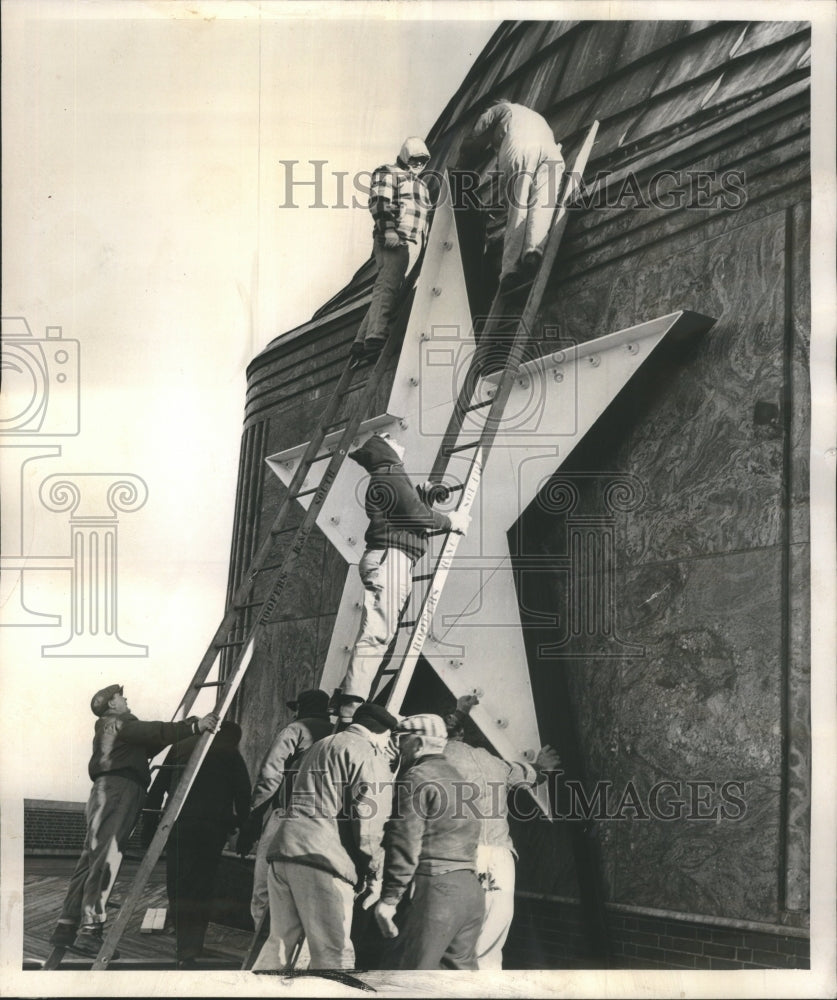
23,855,251,970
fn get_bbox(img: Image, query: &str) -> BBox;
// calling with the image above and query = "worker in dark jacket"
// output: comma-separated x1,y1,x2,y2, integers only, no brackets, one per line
49,684,218,956
374,714,484,970
145,720,251,967
334,432,470,722
350,136,433,366
237,688,333,926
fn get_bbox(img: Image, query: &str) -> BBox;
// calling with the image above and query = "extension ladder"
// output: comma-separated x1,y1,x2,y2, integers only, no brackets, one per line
368,121,600,715
44,315,406,971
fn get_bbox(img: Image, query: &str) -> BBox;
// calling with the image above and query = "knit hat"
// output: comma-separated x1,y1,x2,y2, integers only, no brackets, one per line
287,688,330,717
396,713,448,754
352,702,399,734
90,683,123,717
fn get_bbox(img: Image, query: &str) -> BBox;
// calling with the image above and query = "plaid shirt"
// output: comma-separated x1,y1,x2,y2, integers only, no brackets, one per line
368,162,432,246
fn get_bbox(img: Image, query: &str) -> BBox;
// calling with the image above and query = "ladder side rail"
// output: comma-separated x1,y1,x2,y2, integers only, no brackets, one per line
382,123,600,713
90,638,257,970
172,363,361,720
89,334,405,969
382,447,483,713
428,122,599,484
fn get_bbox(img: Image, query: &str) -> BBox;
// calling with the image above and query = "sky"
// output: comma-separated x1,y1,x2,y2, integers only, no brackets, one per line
1,1,500,803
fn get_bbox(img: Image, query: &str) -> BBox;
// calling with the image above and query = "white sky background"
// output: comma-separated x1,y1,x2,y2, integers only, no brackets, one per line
1,2,499,804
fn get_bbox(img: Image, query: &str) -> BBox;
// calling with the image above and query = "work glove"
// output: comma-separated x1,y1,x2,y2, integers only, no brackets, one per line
382,230,401,250
456,693,479,714
374,901,399,939
534,744,562,774
447,509,471,535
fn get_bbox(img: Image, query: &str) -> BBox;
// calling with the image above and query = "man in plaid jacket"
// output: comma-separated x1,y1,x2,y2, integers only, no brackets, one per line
351,136,433,365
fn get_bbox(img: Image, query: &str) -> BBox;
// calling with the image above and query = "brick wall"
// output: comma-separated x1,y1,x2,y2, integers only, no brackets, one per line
505,893,809,971
24,799,148,856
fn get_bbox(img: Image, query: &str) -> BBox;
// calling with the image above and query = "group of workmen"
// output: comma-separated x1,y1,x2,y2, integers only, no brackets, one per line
49,97,565,971
51,681,558,972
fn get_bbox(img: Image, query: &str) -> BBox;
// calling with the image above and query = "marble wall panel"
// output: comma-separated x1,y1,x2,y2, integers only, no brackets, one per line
536,547,786,922
237,617,321,779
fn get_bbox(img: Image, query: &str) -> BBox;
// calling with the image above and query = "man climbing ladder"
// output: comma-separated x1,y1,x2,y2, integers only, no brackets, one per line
332,431,470,725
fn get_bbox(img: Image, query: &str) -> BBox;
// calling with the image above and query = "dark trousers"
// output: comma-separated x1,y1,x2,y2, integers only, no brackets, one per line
383,869,485,970
166,821,227,961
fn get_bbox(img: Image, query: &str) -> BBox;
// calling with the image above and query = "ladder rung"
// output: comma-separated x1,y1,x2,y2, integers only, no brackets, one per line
308,452,334,464
294,487,320,499
342,379,370,393
194,680,227,688
464,398,494,413
233,600,263,611
399,620,419,629
446,440,481,454
412,573,434,582
214,638,247,649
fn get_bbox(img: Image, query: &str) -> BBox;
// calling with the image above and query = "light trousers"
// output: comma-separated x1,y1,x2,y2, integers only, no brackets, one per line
475,846,517,970
252,860,356,971
498,138,565,278
340,547,413,700
249,806,285,926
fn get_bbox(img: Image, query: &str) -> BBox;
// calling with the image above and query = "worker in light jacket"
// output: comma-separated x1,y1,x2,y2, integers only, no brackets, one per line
251,702,398,972
350,136,433,366
461,99,565,289
443,695,561,969
333,432,470,724
237,688,333,926
49,684,218,957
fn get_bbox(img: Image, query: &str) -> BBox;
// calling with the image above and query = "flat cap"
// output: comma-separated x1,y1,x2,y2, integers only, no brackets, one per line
352,702,399,734
90,683,123,717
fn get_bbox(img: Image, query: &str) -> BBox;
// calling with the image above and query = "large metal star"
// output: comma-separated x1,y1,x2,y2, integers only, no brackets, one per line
267,193,713,765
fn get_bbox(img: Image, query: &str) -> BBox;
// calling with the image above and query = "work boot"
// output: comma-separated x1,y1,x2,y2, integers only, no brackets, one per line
49,921,78,948
498,268,533,297
521,249,542,274
361,337,386,363
69,924,120,960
